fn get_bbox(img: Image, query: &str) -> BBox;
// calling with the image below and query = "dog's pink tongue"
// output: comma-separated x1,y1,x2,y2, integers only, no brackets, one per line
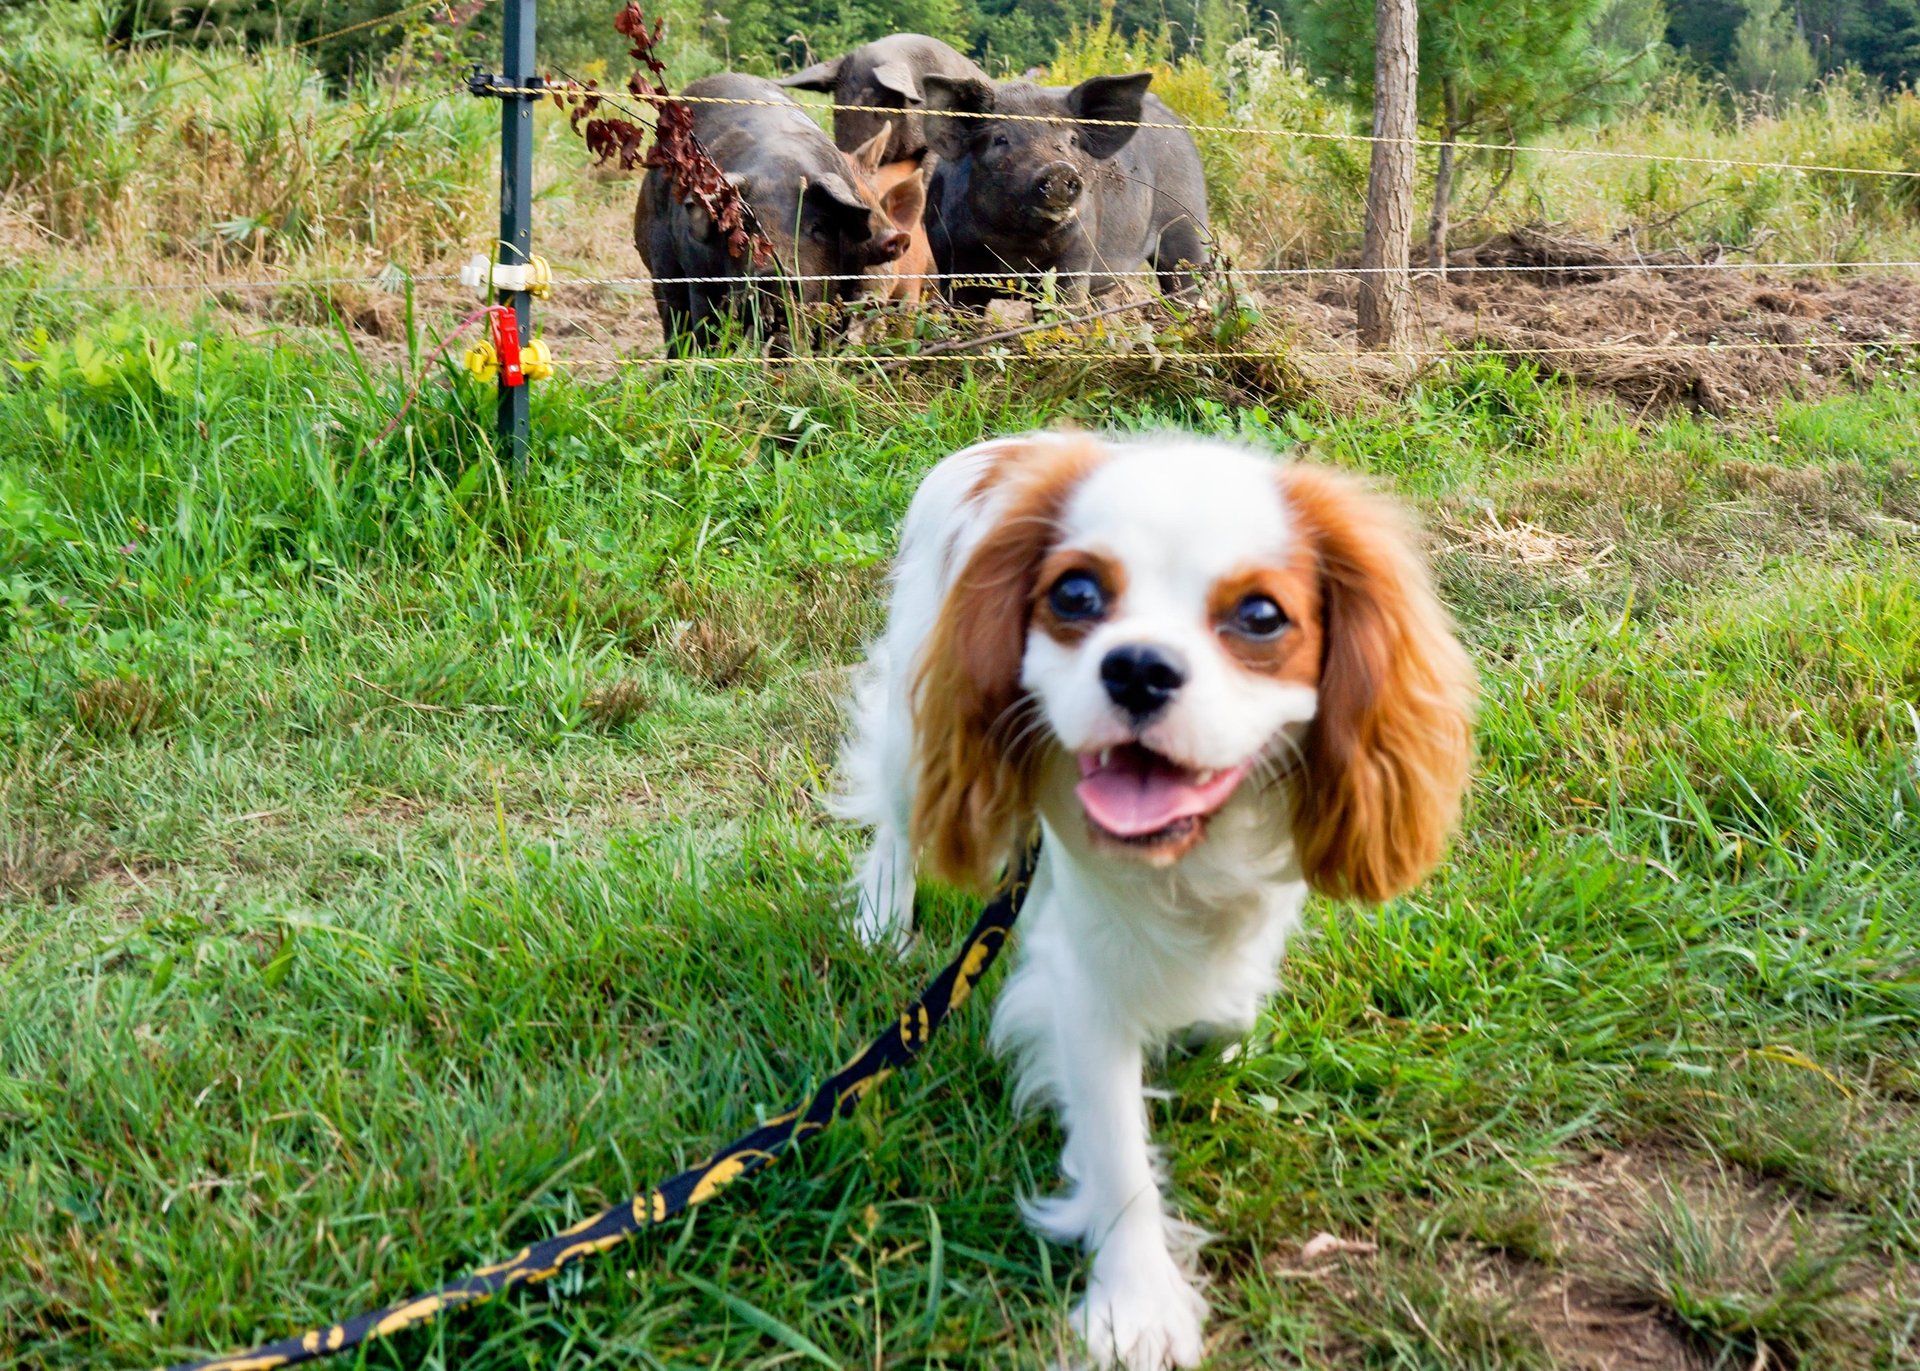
1075,750,1248,838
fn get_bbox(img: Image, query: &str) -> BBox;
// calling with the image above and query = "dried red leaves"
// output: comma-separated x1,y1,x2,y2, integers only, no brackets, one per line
555,3,771,265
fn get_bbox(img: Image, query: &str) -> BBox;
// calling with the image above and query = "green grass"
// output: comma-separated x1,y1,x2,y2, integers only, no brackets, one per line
2,309,1918,1369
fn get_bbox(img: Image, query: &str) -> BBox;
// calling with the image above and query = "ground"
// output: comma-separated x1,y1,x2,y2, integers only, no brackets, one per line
2,303,1917,1369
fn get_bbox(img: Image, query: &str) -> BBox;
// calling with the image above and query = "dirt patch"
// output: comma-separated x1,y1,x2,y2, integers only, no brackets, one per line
1273,1144,1895,1369
1532,1147,1890,1369
1274,233,1920,413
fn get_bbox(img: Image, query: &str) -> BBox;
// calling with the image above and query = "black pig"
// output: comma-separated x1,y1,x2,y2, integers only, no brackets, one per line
779,34,988,162
921,73,1210,306
634,74,918,347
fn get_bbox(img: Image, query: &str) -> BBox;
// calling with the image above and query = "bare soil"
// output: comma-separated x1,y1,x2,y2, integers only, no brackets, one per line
1269,1142,1904,1369
1271,232,1920,413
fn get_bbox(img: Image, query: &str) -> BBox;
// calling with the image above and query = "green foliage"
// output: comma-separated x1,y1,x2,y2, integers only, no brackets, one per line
1290,0,1660,143
0,25,491,261
1731,0,1819,99
1216,32,1369,265
0,32,164,240
1676,0,1920,86
1506,73,1920,260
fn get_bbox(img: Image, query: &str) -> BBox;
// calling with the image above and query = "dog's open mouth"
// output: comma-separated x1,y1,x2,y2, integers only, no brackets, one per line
1074,743,1253,852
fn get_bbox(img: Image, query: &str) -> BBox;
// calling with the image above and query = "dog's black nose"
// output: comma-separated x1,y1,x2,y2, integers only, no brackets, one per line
1100,644,1186,719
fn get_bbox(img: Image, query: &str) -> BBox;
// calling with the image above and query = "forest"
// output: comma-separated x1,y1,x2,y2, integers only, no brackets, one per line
85,0,1920,95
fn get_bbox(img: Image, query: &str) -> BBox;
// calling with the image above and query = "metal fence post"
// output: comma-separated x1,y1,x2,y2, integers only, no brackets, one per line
497,0,535,468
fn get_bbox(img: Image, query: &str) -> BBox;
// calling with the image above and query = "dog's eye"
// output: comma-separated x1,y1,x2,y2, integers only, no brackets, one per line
1047,571,1106,621
1229,593,1287,639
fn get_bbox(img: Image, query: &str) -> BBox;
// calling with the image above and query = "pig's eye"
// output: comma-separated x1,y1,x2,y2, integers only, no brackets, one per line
991,132,1010,150
806,222,834,245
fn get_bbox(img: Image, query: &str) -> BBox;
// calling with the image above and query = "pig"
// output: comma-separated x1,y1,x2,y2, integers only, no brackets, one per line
848,132,933,302
634,74,925,347
778,34,988,162
919,72,1211,307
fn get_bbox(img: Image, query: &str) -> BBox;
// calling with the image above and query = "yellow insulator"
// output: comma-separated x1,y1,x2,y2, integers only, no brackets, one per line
526,255,553,300
521,338,554,382
462,339,499,385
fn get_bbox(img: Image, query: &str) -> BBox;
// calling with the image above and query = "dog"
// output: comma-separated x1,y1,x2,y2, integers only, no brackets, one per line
834,432,1476,1370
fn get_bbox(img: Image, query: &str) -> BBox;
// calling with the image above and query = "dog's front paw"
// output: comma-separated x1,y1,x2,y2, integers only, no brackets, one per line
1073,1255,1207,1371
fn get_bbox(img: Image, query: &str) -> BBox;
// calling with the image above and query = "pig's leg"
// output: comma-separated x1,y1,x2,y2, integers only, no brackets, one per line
1151,216,1210,298
685,286,733,350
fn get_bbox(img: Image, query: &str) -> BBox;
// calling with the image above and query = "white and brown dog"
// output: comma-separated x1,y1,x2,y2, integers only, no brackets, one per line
834,432,1476,1370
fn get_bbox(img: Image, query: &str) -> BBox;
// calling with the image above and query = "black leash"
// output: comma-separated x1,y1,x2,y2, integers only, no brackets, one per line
167,837,1041,1371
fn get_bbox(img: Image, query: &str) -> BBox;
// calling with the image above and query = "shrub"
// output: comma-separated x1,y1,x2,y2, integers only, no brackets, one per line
0,29,492,263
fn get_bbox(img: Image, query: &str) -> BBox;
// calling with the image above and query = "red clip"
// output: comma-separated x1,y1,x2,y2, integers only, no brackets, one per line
489,305,525,387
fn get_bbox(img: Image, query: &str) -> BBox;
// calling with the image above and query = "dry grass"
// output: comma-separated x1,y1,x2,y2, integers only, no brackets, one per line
70,675,170,739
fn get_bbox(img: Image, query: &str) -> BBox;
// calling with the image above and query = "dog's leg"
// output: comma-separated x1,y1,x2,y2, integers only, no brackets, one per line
833,645,918,948
998,949,1207,1371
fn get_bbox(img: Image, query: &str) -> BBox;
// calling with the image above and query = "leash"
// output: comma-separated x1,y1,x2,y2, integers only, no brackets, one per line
167,836,1041,1371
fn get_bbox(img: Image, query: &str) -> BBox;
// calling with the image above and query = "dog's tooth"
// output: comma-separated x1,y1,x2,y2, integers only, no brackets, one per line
1099,748,1111,768
1194,768,1215,785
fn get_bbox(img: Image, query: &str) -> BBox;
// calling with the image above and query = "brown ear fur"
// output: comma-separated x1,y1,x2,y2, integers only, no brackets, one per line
910,438,1107,890
1282,465,1476,903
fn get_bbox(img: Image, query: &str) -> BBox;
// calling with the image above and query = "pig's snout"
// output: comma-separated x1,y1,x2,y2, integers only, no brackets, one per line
857,226,910,268
1034,161,1084,213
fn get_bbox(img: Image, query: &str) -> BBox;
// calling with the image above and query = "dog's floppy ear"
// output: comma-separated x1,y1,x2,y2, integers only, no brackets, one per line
1281,465,1476,903
911,437,1106,890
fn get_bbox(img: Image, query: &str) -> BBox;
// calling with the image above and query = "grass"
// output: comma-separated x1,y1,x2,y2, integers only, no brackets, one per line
0,299,1916,1369
4,15,1918,303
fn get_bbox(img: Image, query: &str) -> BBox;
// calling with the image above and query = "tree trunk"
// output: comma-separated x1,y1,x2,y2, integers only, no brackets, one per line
1357,0,1418,349
1426,81,1460,277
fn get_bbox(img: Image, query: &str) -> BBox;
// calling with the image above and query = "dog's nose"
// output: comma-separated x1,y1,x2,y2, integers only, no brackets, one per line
1100,644,1186,719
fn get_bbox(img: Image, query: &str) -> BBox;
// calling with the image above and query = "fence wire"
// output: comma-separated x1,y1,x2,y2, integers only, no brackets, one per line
493,82,1920,182
8,257,1918,300
546,336,1920,370
566,260,1920,290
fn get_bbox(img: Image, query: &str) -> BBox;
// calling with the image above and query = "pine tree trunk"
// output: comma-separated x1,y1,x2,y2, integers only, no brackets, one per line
1426,82,1460,277
1357,0,1418,349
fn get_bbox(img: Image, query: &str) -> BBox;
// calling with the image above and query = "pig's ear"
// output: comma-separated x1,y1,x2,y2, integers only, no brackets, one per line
922,74,996,161
778,55,847,92
1067,71,1153,159
848,126,893,175
879,163,926,232
807,174,880,234
871,59,921,104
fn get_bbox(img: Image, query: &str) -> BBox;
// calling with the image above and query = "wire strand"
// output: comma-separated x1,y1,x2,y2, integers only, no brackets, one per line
545,336,1920,369
7,258,1913,299
499,83,1920,182
0,274,457,296
560,259,1920,289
